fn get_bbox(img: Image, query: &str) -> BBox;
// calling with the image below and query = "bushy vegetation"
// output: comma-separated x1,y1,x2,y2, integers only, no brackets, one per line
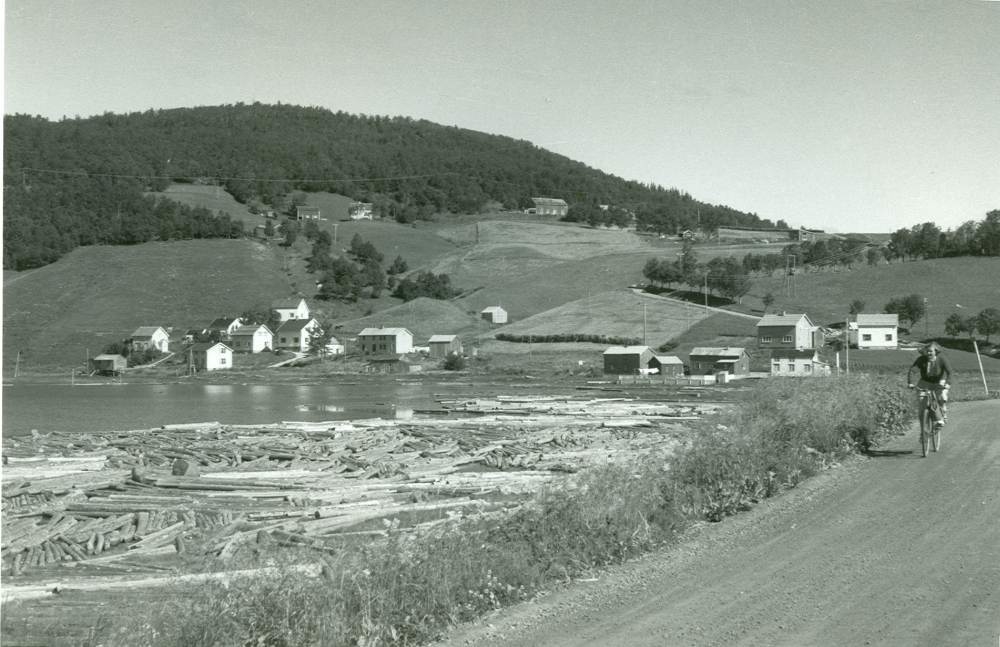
103,376,909,647
495,332,642,345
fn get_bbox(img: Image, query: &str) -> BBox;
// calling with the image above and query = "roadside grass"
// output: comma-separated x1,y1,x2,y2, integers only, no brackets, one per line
104,375,910,647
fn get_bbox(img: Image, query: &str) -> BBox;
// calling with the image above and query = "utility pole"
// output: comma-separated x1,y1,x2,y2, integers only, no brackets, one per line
703,271,709,310
14,351,21,378
845,315,850,375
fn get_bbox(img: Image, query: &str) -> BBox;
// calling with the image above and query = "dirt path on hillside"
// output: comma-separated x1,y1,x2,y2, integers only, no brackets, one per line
435,400,1000,647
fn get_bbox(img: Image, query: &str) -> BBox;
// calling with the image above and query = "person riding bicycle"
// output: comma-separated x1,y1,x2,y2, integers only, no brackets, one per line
907,342,952,427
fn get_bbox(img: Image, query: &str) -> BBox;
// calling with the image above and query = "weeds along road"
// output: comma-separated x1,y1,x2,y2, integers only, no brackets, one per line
436,399,1000,647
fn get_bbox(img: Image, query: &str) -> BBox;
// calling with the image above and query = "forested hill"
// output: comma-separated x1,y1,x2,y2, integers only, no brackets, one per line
4,103,774,269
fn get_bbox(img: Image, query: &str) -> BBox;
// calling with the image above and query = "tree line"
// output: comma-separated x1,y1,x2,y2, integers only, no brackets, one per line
3,103,770,269
642,240,753,303
888,213,1000,260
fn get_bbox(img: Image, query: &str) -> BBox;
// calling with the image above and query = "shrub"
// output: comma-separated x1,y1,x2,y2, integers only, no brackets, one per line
442,354,465,371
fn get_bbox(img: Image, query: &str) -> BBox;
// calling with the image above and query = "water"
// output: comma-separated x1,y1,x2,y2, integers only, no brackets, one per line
0,380,468,437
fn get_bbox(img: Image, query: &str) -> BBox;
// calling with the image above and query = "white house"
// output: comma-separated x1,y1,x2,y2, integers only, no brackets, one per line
295,205,321,221
850,314,899,349
770,349,831,377
528,197,569,217
206,317,243,338
349,202,374,220
357,327,414,355
481,306,508,325
273,298,310,322
276,318,321,352
228,324,274,353
189,342,232,371
130,326,170,353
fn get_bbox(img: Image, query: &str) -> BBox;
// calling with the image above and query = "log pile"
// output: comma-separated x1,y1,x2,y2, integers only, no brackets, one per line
2,396,721,593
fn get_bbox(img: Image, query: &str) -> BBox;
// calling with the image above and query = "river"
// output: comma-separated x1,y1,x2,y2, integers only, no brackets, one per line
1,378,599,438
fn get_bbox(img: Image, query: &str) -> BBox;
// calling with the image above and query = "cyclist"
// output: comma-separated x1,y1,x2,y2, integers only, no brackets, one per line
907,341,952,427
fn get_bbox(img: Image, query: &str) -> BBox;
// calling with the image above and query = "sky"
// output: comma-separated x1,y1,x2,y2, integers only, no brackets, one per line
3,0,999,233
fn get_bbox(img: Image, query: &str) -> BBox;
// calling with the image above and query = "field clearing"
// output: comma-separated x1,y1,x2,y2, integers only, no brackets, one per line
2,240,292,373
148,185,258,226
741,257,1000,333
491,289,712,348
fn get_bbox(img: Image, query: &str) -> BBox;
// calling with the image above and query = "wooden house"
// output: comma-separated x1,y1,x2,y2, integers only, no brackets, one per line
529,197,569,217
205,317,243,339
756,313,822,350
428,334,463,358
276,318,321,353
272,298,310,322
770,349,831,377
480,306,508,325
688,347,750,376
228,324,274,353
295,205,321,221
91,354,127,375
849,314,899,349
357,327,414,356
130,326,170,353
602,346,654,375
188,342,233,372
364,354,422,374
650,354,685,377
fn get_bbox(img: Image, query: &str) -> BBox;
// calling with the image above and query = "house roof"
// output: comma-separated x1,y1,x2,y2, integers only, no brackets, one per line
481,306,506,313
277,318,317,333
93,354,126,361
230,324,273,337
273,297,307,309
358,327,413,337
531,197,568,207
854,313,899,327
757,313,813,327
190,342,232,352
206,317,240,329
652,355,683,364
690,346,747,357
296,205,320,214
130,326,166,338
771,349,819,360
428,334,458,343
603,346,653,355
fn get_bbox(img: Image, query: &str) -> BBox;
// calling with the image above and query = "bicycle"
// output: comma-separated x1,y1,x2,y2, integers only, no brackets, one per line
915,387,943,457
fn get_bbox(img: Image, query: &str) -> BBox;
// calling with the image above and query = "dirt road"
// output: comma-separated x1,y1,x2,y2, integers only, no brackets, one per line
437,400,1000,647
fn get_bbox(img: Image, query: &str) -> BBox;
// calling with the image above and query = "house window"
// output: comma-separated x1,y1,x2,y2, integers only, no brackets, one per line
760,336,772,343
782,335,793,343
772,362,780,372
885,334,893,341
220,356,227,365
804,364,812,373
862,334,872,342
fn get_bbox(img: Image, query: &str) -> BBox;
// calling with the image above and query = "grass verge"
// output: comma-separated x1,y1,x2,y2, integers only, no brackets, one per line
98,375,910,646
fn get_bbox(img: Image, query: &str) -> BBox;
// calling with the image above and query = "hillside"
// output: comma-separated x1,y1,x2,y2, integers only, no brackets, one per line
4,103,774,270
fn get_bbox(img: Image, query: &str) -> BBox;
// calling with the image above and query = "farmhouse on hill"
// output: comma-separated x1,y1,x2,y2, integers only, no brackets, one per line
276,318,321,353
603,346,654,375
527,197,569,217
849,313,899,349
205,317,243,339
188,342,232,372
688,347,750,376
349,202,374,220
129,326,170,353
273,297,310,322
481,306,508,325
428,334,463,358
357,327,414,356
756,313,822,350
295,205,321,221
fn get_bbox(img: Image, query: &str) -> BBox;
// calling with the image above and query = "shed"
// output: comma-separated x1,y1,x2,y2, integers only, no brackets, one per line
529,197,569,217
295,205,321,221
688,347,750,376
428,334,463,358
364,354,422,374
91,354,127,375
603,346,654,375
481,306,508,325
650,354,685,377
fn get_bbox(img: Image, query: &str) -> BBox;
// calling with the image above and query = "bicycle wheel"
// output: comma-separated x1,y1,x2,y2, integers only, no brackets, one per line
920,408,930,458
932,421,941,452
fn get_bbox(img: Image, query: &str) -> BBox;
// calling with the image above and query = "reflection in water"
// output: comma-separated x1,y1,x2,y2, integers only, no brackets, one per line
297,404,346,413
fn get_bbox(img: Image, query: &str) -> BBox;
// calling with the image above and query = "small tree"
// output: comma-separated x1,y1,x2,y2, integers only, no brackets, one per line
884,294,926,331
944,312,967,338
762,292,775,313
975,307,1000,343
849,299,866,315
442,354,466,371
388,255,408,275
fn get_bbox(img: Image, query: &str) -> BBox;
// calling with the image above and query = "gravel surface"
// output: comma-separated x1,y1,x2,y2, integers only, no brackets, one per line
434,399,1000,647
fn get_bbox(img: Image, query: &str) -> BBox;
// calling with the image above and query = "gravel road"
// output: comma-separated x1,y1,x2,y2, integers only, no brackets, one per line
435,399,1000,647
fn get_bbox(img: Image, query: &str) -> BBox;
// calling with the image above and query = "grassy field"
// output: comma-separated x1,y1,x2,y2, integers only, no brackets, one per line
734,256,1000,335
2,240,293,373
148,184,260,227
